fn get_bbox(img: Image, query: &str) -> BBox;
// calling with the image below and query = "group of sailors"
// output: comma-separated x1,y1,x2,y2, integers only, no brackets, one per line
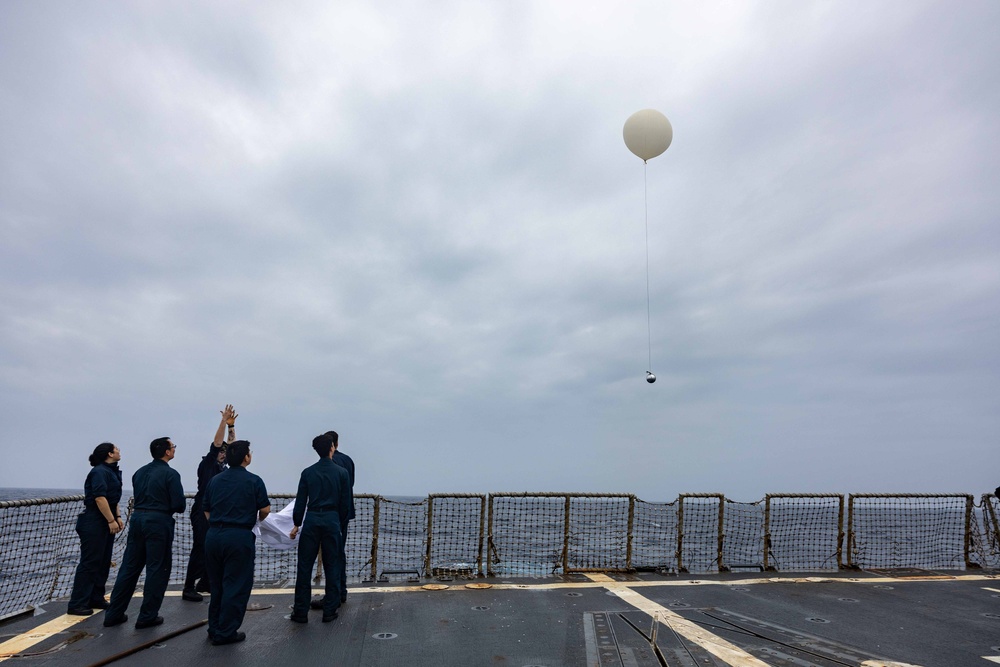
66,405,356,646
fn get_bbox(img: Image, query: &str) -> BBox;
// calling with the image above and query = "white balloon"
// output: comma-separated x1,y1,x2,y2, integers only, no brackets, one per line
623,109,673,162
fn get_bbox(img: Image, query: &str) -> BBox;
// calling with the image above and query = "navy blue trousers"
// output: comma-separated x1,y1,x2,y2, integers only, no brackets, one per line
338,518,350,601
205,526,255,640
183,507,209,591
105,512,174,625
67,510,115,611
293,511,342,616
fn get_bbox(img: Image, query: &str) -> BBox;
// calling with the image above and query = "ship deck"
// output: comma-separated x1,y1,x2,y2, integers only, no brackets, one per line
1,569,998,666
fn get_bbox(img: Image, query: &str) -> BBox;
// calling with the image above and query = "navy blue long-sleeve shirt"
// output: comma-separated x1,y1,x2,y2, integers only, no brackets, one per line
193,442,226,510
131,459,185,514
203,466,269,529
332,450,356,521
83,462,123,512
292,458,351,527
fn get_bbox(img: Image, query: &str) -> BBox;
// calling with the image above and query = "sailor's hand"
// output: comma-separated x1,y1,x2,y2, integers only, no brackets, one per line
228,409,238,426
109,519,122,535
290,526,299,540
220,404,234,422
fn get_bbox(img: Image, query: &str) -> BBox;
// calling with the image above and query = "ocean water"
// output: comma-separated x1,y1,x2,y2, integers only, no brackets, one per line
1,488,83,501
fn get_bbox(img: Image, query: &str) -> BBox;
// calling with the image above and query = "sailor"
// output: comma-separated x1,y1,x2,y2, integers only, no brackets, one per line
289,434,351,623
327,429,355,604
103,437,185,629
66,443,123,616
203,440,270,645
182,404,237,602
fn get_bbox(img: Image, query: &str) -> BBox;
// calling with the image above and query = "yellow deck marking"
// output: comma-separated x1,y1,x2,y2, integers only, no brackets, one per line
0,614,89,663
982,587,1000,594
583,573,772,667
2,572,975,660
982,657,1000,664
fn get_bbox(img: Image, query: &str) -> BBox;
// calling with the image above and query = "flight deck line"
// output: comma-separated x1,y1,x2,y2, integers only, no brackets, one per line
2,572,982,663
217,571,995,595
583,573,925,667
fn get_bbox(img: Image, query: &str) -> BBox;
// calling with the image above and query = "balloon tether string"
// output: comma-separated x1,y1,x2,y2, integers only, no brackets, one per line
644,161,652,372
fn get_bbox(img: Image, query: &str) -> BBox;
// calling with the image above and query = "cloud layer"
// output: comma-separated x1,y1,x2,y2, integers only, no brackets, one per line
2,1,998,500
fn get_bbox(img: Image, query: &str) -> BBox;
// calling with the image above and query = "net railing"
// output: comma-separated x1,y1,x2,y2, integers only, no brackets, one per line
1,491,993,618
846,494,973,569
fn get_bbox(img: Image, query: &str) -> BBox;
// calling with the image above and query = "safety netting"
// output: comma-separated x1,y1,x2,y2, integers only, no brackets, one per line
846,494,971,569
631,499,679,572
765,494,843,570
488,493,567,577
427,494,485,578
970,494,1000,569
566,495,631,571
722,498,764,570
3,490,996,618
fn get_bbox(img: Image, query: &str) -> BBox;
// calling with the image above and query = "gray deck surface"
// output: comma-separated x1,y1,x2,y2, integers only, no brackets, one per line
2,570,998,666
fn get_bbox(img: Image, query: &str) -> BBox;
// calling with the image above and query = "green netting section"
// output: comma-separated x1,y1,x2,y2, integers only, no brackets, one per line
631,499,678,571
373,497,427,580
427,495,485,577
0,496,91,617
567,496,631,571
766,495,842,570
722,499,764,569
347,495,377,581
847,494,970,569
678,495,722,573
488,495,566,577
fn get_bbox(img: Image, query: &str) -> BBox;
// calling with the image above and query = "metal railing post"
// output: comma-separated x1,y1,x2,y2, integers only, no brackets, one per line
477,495,486,577
562,495,571,574
763,494,771,571
965,494,974,569
370,496,380,581
626,495,635,571
717,495,725,572
425,495,434,576
676,495,685,573
486,494,495,577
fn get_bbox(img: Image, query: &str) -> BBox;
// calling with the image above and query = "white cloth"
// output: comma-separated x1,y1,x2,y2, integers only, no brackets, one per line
253,499,301,550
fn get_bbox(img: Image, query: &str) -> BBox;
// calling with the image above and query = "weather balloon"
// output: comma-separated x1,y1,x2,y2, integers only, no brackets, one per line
624,109,673,384
623,109,673,163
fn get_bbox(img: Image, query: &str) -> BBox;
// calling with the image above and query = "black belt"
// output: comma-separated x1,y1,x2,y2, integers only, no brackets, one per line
211,522,251,529
133,508,172,514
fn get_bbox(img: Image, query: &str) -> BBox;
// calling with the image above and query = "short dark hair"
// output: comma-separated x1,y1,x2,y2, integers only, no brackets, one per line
150,437,172,459
324,430,339,448
89,442,116,467
227,440,251,466
312,434,333,458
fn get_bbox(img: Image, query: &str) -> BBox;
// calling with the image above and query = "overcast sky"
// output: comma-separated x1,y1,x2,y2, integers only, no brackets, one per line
1,1,998,501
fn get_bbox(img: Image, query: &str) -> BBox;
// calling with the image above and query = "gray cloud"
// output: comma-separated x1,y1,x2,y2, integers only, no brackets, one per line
1,1,998,502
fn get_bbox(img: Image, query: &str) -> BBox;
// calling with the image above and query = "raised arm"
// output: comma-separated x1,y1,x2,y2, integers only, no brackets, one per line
226,407,238,444
213,404,235,446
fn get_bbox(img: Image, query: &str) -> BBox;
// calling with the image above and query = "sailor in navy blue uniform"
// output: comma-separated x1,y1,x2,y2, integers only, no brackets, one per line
327,429,355,603
203,440,270,645
67,443,124,615
182,405,237,602
289,434,351,623
103,437,185,629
